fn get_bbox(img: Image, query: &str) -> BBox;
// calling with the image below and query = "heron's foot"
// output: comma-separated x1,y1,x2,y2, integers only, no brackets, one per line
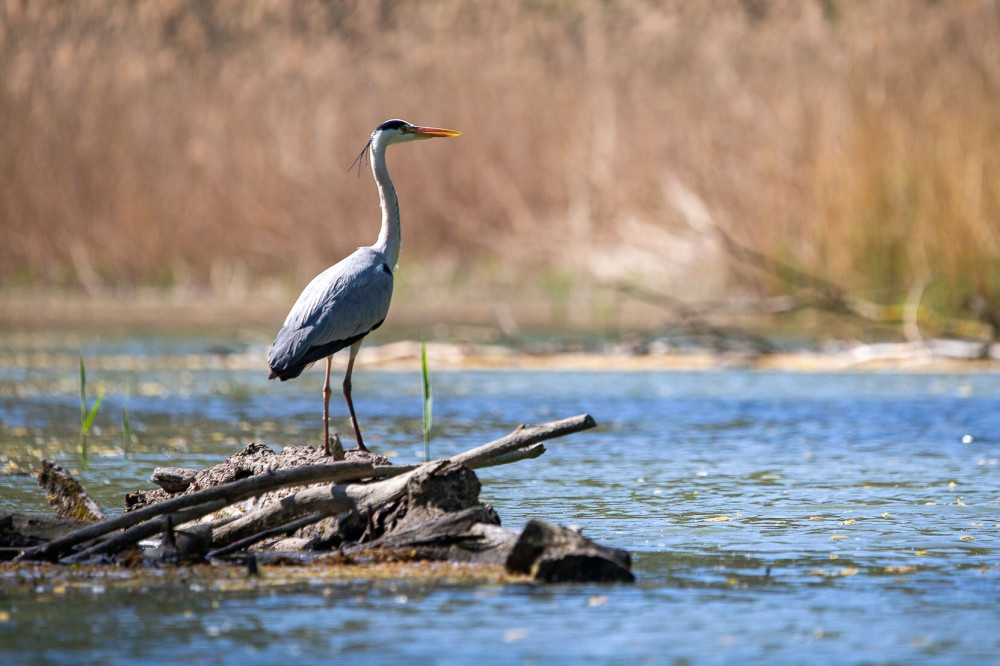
354,439,369,453
326,433,345,460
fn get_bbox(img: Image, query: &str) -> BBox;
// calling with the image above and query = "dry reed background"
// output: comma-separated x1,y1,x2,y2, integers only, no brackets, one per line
2,0,999,330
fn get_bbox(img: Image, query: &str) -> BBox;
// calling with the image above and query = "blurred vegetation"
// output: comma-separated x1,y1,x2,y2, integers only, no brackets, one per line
2,0,999,324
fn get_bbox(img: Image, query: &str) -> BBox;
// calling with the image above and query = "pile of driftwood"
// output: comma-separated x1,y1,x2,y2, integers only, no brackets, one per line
5,414,633,583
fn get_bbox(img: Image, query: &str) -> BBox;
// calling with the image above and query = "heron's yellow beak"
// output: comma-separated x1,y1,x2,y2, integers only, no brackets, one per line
414,126,461,138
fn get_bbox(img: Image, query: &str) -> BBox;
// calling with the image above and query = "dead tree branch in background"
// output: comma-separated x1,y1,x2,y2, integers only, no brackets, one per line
715,226,886,322
612,282,777,353
616,221,1000,358
612,225,908,351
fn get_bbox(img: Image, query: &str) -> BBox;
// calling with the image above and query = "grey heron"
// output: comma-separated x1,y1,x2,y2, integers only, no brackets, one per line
267,119,461,454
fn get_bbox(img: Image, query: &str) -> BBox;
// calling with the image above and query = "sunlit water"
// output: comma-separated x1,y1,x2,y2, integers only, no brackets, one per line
1,336,998,664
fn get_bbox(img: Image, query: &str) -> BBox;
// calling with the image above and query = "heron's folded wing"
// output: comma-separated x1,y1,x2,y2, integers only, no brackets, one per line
268,249,393,371
308,258,394,346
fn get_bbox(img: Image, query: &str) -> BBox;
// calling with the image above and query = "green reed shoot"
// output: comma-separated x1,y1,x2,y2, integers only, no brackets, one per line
78,356,104,461
421,341,433,462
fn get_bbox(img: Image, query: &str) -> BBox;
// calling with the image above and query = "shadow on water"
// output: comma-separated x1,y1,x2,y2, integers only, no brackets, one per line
1,336,999,663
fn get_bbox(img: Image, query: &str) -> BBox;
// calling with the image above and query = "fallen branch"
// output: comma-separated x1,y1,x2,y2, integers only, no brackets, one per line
341,505,504,560
478,443,546,468
342,415,591,478
207,463,420,549
63,500,230,563
207,415,597,551
206,512,327,560
17,460,374,562
452,414,596,469
0,511,90,560
20,414,598,563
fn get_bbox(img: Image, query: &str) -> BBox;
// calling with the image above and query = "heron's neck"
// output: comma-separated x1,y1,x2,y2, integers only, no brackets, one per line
370,138,401,269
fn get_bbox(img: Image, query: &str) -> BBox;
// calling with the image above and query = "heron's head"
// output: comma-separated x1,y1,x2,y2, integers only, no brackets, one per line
373,119,462,145
352,119,460,176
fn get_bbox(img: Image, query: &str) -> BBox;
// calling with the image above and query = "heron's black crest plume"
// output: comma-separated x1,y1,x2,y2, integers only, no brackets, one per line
375,119,409,132
350,138,372,178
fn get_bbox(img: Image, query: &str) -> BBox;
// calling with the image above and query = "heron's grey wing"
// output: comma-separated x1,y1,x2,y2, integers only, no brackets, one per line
267,249,394,377
305,253,394,345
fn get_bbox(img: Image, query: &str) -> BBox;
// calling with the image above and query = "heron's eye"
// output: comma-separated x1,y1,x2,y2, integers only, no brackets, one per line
400,126,412,134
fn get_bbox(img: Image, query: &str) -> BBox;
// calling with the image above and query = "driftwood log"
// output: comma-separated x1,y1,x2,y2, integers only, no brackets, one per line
19,460,376,562
200,415,596,553
0,511,90,559
13,414,633,583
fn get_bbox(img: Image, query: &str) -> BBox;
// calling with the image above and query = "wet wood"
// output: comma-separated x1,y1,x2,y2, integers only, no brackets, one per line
343,506,519,564
38,461,106,522
205,416,595,551
149,467,198,493
124,443,389,512
206,513,327,560
206,462,416,549
0,511,90,559
506,519,635,583
451,414,597,469
18,460,375,562
478,442,546,468
62,500,231,563
12,413,629,584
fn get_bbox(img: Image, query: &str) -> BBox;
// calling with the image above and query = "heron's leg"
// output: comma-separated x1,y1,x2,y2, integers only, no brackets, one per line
343,340,367,451
322,356,333,456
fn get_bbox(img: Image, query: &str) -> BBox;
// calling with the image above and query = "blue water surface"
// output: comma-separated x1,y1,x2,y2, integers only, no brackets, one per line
1,337,998,664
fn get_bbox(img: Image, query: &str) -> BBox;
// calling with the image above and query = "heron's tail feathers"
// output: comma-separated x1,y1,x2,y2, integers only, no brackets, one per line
268,365,305,381
267,325,367,382
267,325,313,381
